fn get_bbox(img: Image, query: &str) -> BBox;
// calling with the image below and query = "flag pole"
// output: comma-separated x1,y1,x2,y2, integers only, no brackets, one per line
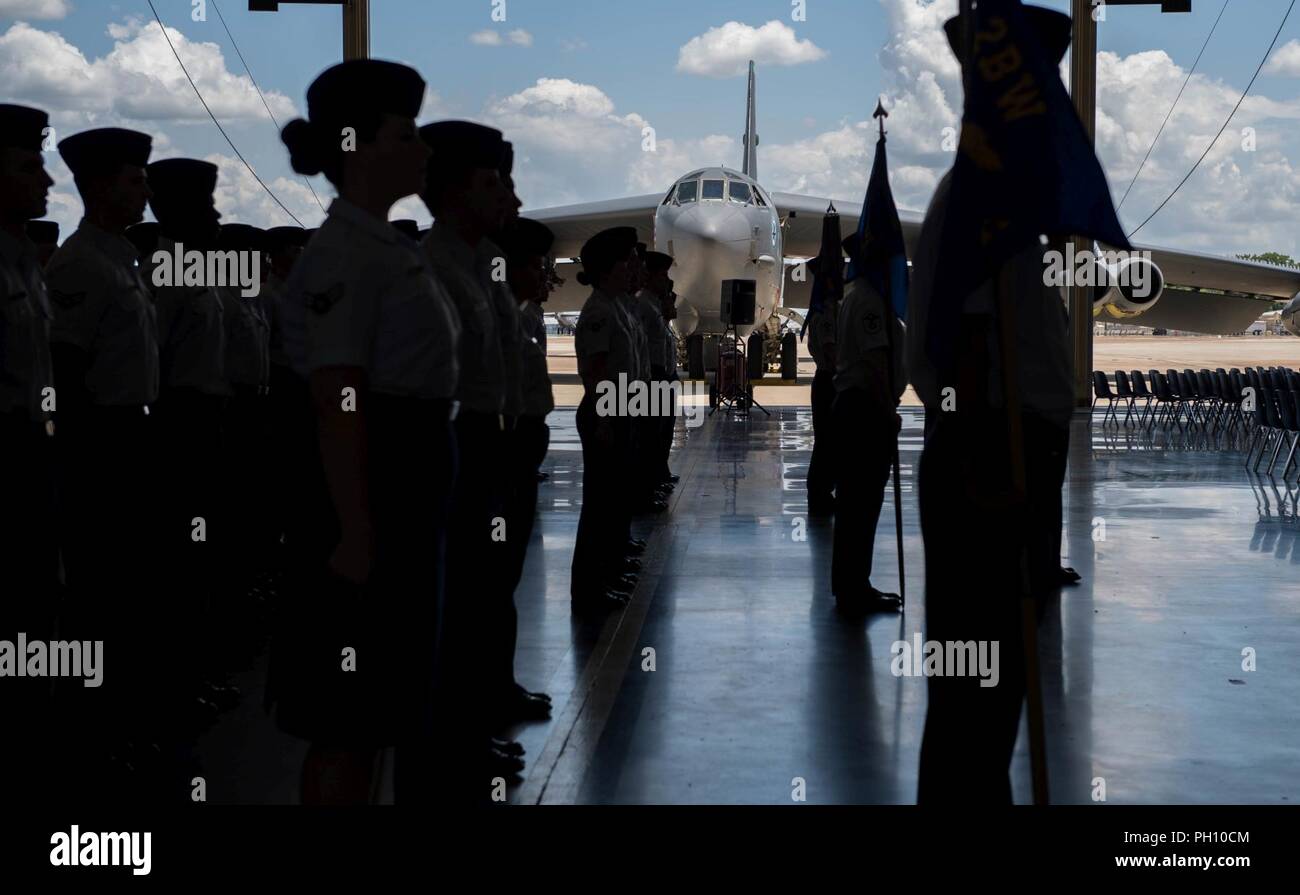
959,0,1050,806
872,99,906,607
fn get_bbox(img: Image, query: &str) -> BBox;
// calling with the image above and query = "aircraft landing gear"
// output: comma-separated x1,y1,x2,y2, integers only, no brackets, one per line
747,331,765,380
780,330,798,381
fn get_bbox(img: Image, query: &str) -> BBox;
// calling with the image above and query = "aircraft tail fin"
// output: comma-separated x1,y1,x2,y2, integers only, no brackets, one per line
742,60,758,180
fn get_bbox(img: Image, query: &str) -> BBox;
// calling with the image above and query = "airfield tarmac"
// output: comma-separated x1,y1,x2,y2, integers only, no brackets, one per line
546,334,1298,407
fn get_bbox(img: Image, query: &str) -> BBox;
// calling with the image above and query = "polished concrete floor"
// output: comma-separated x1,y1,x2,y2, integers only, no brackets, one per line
199,405,1300,805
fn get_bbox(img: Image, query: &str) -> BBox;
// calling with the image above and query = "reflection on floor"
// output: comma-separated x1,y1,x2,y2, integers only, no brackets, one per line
199,405,1300,805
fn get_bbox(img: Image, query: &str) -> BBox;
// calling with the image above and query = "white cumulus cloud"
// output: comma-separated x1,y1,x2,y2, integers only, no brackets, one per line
470,28,533,47
676,20,827,78
0,19,296,124
1264,39,1300,78
0,0,71,20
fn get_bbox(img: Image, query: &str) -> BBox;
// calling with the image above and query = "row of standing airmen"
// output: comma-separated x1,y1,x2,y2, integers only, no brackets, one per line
0,58,681,804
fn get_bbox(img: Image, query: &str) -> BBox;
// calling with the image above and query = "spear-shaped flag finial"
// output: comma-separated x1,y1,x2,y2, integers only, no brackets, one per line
873,97,887,138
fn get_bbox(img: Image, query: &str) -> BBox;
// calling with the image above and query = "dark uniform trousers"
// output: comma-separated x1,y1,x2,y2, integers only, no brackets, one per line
2,413,57,636
268,363,309,555
269,393,454,803
652,367,675,481
154,387,225,686
807,368,837,506
830,387,895,596
1,413,58,800
571,395,631,597
439,409,505,755
916,410,1063,804
56,403,160,737
222,385,272,580
491,414,549,699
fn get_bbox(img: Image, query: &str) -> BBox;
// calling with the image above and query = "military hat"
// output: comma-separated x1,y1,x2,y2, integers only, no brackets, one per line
306,59,425,122
124,221,160,257
147,158,218,202
500,217,554,259
944,6,1071,66
265,225,309,250
58,128,152,177
219,223,267,252
391,219,420,240
0,104,49,152
643,250,674,274
579,226,638,272
25,220,59,245
420,120,507,173
499,141,514,177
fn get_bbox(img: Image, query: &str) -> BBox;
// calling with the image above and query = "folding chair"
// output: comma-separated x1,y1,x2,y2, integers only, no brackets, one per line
1114,370,1137,427
1129,370,1155,429
1092,370,1120,426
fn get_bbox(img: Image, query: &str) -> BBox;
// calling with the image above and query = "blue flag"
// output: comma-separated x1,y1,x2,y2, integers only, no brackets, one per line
926,0,1130,380
846,131,909,323
800,209,843,339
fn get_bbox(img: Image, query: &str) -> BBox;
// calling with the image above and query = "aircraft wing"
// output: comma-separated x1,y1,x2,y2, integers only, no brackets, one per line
524,194,663,259
1123,246,1300,333
773,189,1300,333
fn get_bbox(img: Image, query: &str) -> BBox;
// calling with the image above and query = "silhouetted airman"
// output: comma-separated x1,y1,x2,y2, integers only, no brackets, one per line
269,59,457,805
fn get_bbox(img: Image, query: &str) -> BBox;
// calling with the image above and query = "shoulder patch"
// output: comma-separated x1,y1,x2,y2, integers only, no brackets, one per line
50,289,87,309
306,282,346,315
865,310,882,335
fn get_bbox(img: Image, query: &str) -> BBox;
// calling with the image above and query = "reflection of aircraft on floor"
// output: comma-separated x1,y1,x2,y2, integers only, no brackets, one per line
526,61,1300,380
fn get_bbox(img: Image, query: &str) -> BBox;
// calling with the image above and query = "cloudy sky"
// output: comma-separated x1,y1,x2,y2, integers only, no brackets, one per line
2,0,1298,257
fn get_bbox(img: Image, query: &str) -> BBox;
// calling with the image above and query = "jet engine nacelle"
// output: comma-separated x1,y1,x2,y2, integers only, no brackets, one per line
1282,293,1300,338
1094,255,1165,320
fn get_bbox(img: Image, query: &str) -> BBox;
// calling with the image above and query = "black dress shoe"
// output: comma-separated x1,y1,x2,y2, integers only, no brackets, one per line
536,471,549,482
519,686,551,704
627,538,648,552
835,587,903,617
1058,566,1082,585
491,737,525,757
665,474,680,484
621,557,643,573
486,745,525,777
501,689,552,724
609,572,638,591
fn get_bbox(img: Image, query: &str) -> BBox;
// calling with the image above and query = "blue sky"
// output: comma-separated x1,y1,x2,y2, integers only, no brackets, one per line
3,0,1299,255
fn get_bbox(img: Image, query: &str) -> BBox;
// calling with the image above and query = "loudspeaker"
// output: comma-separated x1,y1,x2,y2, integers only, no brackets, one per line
720,279,756,326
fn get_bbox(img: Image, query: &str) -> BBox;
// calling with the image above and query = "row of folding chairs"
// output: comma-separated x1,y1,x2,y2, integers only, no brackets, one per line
1244,367,1300,477
1093,367,1300,477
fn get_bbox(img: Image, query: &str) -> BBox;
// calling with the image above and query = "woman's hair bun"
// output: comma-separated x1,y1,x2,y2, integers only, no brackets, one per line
281,119,324,176
575,270,591,287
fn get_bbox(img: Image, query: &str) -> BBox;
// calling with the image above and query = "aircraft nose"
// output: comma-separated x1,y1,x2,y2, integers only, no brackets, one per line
674,205,753,247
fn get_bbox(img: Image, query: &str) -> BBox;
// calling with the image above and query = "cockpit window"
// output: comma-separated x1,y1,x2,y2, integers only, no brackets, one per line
701,180,725,200
753,189,767,207
728,182,752,204
676,180,698,204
